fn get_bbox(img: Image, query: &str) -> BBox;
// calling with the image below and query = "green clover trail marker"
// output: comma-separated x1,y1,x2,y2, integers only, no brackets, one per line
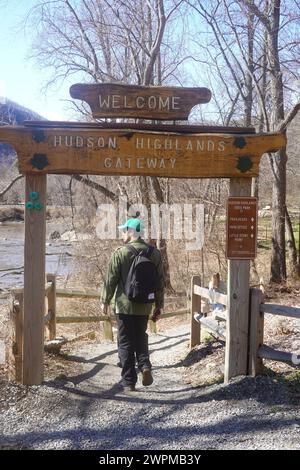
26,191,43,210
25,201,34,210
29,191,38,200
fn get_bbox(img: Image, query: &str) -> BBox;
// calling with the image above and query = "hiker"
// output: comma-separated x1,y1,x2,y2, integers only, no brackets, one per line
208,272,226,312
100,218,165,392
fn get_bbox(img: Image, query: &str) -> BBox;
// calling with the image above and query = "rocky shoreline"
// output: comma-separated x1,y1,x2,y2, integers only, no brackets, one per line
0,206,24,222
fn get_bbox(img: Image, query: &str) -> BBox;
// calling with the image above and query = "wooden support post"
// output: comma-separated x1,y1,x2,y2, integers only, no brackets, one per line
225,178,251,383
190,275,201,348
23,174,47,385
11,292,24,382
46,274,57,341
248,288,264,376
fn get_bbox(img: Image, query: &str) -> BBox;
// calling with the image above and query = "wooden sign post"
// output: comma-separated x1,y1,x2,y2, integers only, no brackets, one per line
225,195,258,382
23,174,47,385
0,82,287,386
225,179,252,383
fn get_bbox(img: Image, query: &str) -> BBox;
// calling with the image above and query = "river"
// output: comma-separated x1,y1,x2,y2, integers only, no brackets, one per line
0,221,76,292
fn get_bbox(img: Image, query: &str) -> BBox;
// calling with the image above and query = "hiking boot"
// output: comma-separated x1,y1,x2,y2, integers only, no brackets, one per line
142,368,153,386
122,384,136,392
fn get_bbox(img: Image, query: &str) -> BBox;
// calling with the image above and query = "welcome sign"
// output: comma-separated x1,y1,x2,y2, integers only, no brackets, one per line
69,83,212,120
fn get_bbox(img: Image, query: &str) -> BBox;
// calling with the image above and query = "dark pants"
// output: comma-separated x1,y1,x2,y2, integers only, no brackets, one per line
117,314,151,387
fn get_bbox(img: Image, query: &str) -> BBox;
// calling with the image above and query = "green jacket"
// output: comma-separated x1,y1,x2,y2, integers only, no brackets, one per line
101,238,165,315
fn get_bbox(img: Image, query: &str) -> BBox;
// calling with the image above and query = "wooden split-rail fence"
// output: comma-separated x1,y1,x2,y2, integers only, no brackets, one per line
190,276,300,377
9,274,299,383
9,273,188,382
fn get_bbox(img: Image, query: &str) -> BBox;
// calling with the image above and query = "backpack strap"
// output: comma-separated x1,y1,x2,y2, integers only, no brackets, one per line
125,244,139,256
145,245,154,259
126,244,154,258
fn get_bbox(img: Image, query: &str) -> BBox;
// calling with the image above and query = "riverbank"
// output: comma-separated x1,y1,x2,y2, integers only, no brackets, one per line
0,205,75,223
0,206,24,222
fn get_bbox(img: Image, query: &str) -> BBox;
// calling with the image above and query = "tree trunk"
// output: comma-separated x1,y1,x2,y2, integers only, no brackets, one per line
270,148,287,282
150,176,174,292
285,207,298,277
269,0,287,283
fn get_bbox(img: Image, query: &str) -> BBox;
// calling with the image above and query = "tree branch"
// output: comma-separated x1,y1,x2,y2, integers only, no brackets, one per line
0,175,24,200
277,101,300,132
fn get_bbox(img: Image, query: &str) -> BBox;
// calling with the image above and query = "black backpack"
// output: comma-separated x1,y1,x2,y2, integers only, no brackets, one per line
124,245,159,303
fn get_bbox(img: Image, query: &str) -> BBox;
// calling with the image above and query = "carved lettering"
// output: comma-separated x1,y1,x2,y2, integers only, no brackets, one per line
97,94,182,111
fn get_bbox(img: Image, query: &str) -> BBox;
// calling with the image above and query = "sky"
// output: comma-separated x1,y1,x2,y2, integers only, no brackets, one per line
0,0,72,120
0,1,231,124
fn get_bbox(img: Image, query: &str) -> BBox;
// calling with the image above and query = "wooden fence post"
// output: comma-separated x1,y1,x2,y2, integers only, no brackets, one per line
103,308,114,341
148,319,157,334
225,178,251,383
190,275,201,348
248,288,264,376
23,174,47,385
46,274,57,341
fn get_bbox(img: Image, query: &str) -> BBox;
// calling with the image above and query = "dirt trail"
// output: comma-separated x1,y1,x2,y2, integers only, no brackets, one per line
0,323,300,450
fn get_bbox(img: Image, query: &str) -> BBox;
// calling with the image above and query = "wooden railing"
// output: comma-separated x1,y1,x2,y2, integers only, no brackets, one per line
190,275,227,348
190,281,300,377
249,288,300,375
11,274,297,384
10,273,189,382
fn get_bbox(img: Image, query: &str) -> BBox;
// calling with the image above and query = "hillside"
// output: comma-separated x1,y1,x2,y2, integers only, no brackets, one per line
0,99,45,165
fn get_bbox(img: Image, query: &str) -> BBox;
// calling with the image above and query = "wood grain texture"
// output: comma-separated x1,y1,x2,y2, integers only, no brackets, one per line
46,274,56,341
24,120,256,134
69,83,211,120
13,293,23,383
248,288,264,376
23,174,47,385
225,178,251,383
194,284,227,306
258,345,295,364
199,316,226,341
261,303,300,318
0,126,286,178
190,275,201,348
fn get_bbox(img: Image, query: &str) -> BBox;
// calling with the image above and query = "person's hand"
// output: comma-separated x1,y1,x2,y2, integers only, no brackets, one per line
151,307,161,322
101,303,109,315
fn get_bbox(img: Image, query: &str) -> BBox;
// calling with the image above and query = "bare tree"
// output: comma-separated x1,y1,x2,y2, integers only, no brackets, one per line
28,0,187,290
188,0,300,282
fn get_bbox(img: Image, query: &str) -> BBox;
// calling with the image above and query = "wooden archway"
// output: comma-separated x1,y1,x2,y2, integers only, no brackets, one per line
0,84,286,385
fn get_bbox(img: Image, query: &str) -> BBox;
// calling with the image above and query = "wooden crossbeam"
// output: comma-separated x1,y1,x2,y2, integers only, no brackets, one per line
0,125,286,178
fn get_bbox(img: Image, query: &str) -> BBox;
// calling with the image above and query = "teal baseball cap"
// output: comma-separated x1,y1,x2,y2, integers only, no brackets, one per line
118,218,141,232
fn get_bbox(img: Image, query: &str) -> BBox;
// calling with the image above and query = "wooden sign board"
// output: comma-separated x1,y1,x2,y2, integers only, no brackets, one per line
0,126,286,178
69,83,211,120
226,197,258,259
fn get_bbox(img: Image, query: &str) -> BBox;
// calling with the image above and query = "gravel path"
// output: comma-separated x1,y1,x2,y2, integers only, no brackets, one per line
0,323,300,450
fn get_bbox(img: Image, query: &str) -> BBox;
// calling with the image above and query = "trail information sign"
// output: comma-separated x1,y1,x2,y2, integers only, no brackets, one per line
226,197,258,259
